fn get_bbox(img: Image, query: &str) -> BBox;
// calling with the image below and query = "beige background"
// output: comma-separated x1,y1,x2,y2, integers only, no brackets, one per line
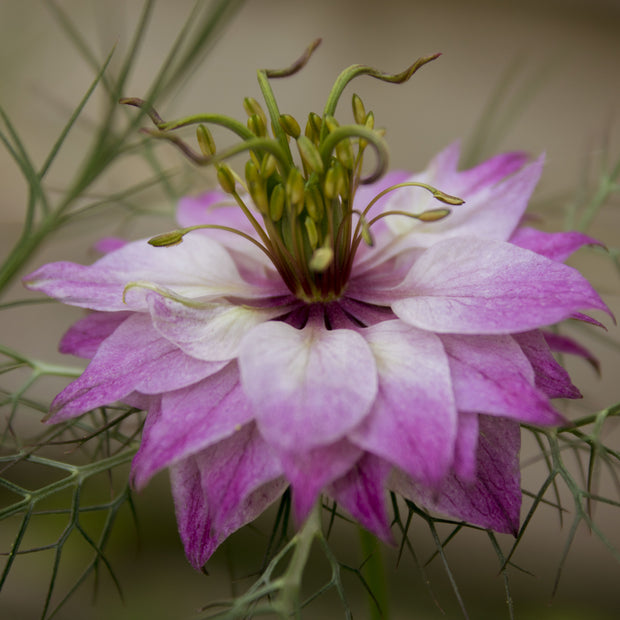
1,1,619,618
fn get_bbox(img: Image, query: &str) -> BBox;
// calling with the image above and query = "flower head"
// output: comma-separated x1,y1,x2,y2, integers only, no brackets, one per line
24,45,611,569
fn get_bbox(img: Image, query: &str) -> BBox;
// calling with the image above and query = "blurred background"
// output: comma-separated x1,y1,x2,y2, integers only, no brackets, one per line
1,1,619,618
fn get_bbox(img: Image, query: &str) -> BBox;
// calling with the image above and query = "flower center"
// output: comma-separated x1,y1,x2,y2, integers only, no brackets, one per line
125,41,462,303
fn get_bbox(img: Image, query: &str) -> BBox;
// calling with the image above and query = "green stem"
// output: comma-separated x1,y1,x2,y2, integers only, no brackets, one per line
359,527,389,620
276,502,322,615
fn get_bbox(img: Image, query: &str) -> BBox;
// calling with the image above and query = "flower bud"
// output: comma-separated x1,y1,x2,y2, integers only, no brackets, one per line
352,93,366,125
279,114,301,139
243,96,267,126
196,124,215,156
297,135,324,174
269,183,285,222
217,164,236,194
246,160,269,214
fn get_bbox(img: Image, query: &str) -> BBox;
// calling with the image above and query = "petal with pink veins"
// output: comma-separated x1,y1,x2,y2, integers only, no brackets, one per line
239,320,377,451
49,314,225,421
328,453,393,543
349,320,457,486
393,415,521,535
510,227,602,262
388,237,610,333
440,333,565,425
170,423,285,569
513,330,582,398
131,362,254,488
59,311,131,358
147,292,292,362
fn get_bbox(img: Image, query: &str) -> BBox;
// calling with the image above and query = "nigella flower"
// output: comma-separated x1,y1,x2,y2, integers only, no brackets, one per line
24,48,611,569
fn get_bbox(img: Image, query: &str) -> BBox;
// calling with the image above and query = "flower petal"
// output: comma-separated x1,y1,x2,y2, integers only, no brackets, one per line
513,330,582,398
393,415,522,534
543,330,600,373
147,292,291,362
451,412,479,482
59,311,131,358
239,320,377,451
279,440,362,521
389,237,610,334
328,453,393,543
509,228,602,262
170,423,285,569
349,320,457,486
440,333,565,425
50,314,224,421
24,234,252,312
131,362,253,488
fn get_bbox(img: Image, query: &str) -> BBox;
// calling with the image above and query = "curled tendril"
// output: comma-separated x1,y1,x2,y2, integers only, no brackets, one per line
319,125,389,184
321,53,441,137
264,38,322,79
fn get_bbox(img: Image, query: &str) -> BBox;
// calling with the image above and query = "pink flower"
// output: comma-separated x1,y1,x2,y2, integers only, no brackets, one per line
24,141,610,568
24,47,611,568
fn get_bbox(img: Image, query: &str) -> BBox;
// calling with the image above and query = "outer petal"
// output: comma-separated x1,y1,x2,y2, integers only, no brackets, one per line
170,423,286,569
59,311,131,358
381,148,536,246
328,453,393,543
451,412,479,481
440,333,565,425
387,237,610,334
393,415,522,534
147,292,291,362
513,330,582,398
24,234,255,312
349,320,458,486
543,330,600,373
509,227,601,262
131,362,253,489
239,320,377,452
50,314,225,421
279,440,362,522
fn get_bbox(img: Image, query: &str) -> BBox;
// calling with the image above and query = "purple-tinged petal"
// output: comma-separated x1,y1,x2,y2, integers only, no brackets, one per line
279,440,362,522
50,314,225,421
382,152,540,247
170,423,286,570
452,412,479,482
147,293,292,362
388,237,611,334
93,237,128,254
510,227,602,262
131,362,254,489
543,330,600,374
169,455,211,570
570,312,610,328
393,415,522,535
513,331,582,398
239,320,377,452
328,453,393,543
24,234,253,312
59,311,131,358
349,320,457,486
440,333,565,425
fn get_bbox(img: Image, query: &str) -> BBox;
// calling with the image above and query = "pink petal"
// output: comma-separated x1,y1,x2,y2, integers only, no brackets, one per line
239,320,377,452
452,412,479,481
510,227,602,262
170,423,285,569
328,453,393,543
49,314,225,421
393,415,522,534
93,237,128,254
440,333,565,425
147,292,291,362
279,439,362,521
24,234,251,312
389,237,611,334
59,311,131,358
349,320,458,486
131,362,254,489
513,330,582,398
543,330,600,373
